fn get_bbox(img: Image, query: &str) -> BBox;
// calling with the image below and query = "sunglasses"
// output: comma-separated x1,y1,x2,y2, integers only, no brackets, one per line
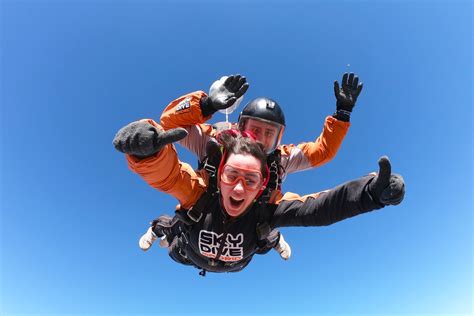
220,164,263,190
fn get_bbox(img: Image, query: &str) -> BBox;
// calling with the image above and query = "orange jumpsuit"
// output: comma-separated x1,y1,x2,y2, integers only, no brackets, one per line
159,91,350,201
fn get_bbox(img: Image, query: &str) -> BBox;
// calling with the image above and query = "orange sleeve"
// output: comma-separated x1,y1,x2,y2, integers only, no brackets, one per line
281,116,350,169
125,119,207,209
160,91,212,130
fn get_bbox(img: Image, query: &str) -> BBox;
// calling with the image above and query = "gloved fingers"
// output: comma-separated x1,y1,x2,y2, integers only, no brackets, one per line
348,73,355,86
389,174,405,195
333,80,340,97
235,82,249,99
131,128,150,152
223,75,235,87
380,190,404,205
230,74,243,91
380,174,405,205
341,72,349,89
225,96,237,107
113,121,143,153
355,82,363,97
113,121,165,157
236,75,247,90
113,139,125,153
351,75,359,89
159,128,189,145
122,141,132,154
112,131,125,152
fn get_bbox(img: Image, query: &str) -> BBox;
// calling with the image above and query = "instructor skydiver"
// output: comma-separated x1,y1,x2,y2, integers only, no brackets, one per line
135,73,363,259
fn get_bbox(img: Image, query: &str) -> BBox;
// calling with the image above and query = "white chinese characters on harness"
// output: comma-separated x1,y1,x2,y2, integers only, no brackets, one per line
199,230,244,262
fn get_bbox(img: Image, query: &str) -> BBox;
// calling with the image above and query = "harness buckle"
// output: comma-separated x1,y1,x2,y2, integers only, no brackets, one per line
187,208,203,223
203,160,217,176
178,247,187,259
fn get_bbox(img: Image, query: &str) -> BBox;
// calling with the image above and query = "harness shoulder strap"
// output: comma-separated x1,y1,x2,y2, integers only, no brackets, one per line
185,139,223,223
255,150,283,240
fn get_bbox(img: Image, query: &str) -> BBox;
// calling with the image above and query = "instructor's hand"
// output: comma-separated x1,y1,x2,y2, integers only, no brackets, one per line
208,74,249,110
334,72,363,112
113,121,188,158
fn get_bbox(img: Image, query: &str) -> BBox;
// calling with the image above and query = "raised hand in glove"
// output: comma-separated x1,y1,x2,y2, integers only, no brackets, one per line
201,74,249,116
368,156,405,206
113,121,188,159
333,72,363,121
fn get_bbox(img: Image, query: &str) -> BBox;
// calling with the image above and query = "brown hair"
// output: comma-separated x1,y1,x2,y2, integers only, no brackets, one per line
217,130,267,178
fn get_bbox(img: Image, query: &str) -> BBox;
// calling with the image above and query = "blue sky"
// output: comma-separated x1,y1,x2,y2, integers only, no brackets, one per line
1,0,472,315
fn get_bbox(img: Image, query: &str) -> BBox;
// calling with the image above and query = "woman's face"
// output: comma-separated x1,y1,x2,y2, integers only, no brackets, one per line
219,153,264,217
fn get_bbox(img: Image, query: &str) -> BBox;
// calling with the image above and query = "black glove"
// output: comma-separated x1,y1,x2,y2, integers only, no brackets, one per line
113,121,188,158
368,156,405,206
201,74,249,116
333,72,363,122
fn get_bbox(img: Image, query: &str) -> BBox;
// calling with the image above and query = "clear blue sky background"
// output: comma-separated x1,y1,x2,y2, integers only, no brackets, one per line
1,0,472,315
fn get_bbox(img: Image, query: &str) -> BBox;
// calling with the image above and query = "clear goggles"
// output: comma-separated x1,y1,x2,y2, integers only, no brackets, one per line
238,117,284,153
220,164,263,191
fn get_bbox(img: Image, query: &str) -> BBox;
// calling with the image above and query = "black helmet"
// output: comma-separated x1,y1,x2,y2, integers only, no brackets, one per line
238,97,285,153
238,97,285,127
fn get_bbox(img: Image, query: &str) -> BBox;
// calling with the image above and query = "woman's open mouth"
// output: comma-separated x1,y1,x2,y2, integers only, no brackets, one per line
229,196,244,208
